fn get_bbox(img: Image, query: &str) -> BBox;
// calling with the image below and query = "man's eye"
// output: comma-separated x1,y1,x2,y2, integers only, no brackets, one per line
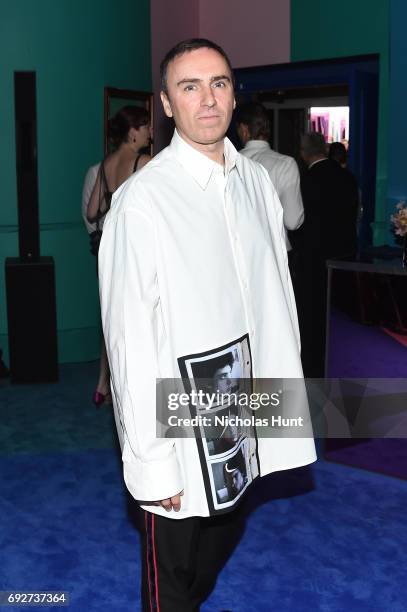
184,84,196,91
213,81,226,88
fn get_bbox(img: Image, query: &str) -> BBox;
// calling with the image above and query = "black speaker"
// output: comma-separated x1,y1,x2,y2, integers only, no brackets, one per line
14,71,40,260
5,257,58,383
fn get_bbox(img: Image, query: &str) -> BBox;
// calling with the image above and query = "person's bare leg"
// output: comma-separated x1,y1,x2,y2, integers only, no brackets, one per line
94,337,112,404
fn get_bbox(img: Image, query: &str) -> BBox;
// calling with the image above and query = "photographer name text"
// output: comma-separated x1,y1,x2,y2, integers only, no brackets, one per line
167,414,304,428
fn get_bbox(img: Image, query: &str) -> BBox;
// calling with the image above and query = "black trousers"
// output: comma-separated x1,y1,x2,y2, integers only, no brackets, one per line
139,503,246,612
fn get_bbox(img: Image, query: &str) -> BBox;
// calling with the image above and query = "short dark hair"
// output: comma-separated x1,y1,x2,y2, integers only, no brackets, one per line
329,141,347,165
160,38,234,94
191,352,234,380
235,102,271,140
108,105,149,147
301,132,327,157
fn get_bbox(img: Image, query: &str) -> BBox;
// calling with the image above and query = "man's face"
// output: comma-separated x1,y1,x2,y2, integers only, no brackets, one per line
130,124,152,150
160,47,235,152
213,364,232,393
138,124,152,148
232,469,244,493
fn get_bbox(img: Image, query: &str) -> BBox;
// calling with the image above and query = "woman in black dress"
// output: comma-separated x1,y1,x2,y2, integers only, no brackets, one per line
85,106,152,405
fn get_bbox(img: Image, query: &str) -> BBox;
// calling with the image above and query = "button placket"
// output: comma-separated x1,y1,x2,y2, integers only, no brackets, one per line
225,178,256,342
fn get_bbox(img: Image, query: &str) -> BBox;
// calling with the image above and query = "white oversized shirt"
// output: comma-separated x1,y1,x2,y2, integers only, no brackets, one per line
98,129,316,519
240,140,304,250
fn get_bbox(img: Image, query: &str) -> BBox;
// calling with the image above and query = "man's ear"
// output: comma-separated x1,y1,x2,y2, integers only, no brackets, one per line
160,91,173,118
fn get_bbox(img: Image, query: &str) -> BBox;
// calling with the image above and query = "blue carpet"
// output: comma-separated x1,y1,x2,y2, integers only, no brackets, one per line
1,363,407,611
1,449,407,611
0,450,138,611
327,309,407,378
325,309,407,480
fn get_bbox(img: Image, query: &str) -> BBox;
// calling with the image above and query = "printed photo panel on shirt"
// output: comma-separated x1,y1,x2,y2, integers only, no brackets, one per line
178,333,260,514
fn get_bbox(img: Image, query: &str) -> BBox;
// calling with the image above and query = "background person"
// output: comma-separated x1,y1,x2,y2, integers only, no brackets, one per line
82,106,152,406
329,140,363,230
236,101,304,254
298,132,359,377
328,141,348,168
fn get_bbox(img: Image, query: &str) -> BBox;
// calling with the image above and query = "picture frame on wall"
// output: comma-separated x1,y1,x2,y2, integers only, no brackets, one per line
104,87,154,156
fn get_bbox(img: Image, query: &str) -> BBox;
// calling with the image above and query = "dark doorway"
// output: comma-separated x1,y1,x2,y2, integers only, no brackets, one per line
232,55,379,249
277,108,306,160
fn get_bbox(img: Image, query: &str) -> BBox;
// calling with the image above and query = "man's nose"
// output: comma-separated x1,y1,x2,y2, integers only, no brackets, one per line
201,85,216,107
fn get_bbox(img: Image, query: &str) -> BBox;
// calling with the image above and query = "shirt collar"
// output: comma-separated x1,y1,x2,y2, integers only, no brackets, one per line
242,139,271,152
308,157,328,170
169,129,241,189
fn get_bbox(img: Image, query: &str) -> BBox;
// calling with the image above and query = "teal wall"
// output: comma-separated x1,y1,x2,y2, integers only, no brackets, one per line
0,0,151,364
291,0,390,244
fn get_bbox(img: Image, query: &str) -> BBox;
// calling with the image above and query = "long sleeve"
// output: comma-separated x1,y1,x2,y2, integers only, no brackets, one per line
98,188,183,502
277,158,304,231
258,164,302,352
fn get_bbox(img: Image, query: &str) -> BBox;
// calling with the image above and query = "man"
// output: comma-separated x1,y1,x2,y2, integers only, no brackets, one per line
99,39,316,611
329,140,363,233
298,132,359,377
191,351,236,394
212,355,234,393
235,102,304,252
328,141,348,168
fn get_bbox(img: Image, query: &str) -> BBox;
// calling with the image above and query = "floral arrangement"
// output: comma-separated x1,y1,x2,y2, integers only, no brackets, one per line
391,201,407,237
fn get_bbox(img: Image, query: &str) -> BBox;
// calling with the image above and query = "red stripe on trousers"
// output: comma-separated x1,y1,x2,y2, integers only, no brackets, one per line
151,513,160,611
145,511,154,611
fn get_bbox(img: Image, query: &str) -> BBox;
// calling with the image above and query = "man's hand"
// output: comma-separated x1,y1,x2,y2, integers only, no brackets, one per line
155,490,184,512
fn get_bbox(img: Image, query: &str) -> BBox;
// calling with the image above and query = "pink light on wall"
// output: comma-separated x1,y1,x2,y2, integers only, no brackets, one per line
310,107,350,143
199,0,291,68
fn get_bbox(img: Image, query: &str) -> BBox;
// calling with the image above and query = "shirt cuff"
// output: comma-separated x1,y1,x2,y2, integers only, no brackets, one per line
123,449,183,502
